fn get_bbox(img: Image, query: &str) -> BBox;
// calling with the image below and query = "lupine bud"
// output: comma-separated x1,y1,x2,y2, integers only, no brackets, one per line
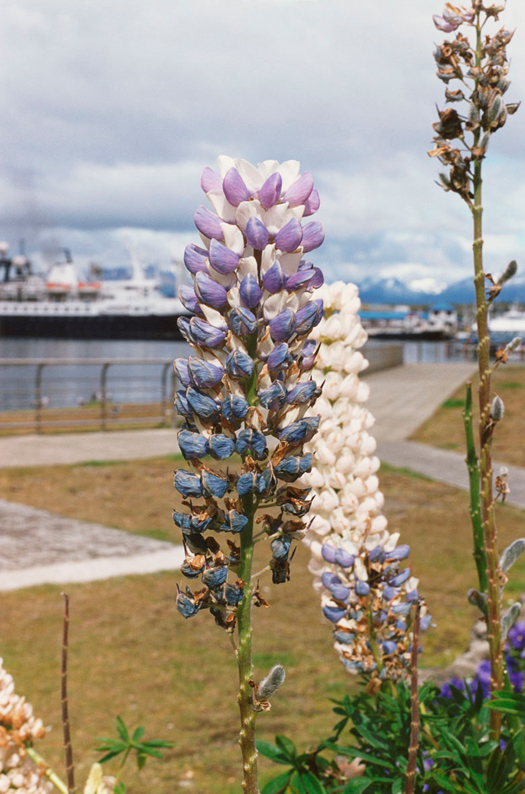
209,238,241,274
245,216,269,250
274,218,303,252
240,274,263,308
498,260,518,285
256,665,286,701
194,205,224,240
263,261,286,293
490,395,505,421
229,307,258,337
259,173,282,209
184,243,209,274
195,272,229,309
226,349,255,380
179,284,204,315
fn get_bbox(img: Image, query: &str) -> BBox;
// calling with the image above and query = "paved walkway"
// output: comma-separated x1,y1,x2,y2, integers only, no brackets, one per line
2,361,525,591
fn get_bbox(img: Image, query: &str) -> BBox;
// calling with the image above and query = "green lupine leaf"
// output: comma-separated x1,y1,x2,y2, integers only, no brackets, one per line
299,771,325,794
485,692,525,717
501,602,521,641
116,716,129,743
261,771,292,794
114,784,126,794
97,750,126,764
256,740,290,765
132,726,145,743
500,538,525,572
275,736,298,761
341,779,374,794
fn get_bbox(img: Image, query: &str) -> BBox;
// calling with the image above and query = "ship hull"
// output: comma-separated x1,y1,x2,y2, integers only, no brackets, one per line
0,313,186,340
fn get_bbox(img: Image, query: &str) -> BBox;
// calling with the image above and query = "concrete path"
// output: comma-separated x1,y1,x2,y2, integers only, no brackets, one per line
0,427,177,469
0,499,184,591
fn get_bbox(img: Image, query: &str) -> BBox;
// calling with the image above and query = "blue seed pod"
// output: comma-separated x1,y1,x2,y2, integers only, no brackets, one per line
330,583,350,602
201,470,229,499
392,603,412,617
221,394,249,422
239,274,263,308
322,572,341,589
355,580,371,597
172,511,192,530
188,357,224,389
186,387,220,422
388,568,412,587
174,470,203,498
420,615,432,631
226,349,255,380
221,509,249,533
178,429,210,460
295,301,319,336
208,434,236,460
190,317,227,349
176,589,201,619
181,560,204,578
323,605,347,623
175,390,193,419
202,565,228,590
237,471,257,496
258,381,287,411
271,535,292,561
174,359,191,387
267,343,292,371
335,548,355,569
382,585,399,601
223,583,244,606
256,468,276,496
269,308,296,343
386,544,411,561
181,529,208,555
333,631,355,645
382,641,398,656
321,544,337,564
236,428,267,459
229,307,258,337
286,380,319,405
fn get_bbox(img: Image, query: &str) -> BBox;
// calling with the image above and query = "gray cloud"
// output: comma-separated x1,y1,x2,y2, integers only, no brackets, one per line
1,0,525,284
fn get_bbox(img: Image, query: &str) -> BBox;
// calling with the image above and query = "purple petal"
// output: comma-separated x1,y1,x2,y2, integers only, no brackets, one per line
239,274,263,308
283,172,314,207
274,218,303,252
286,269,316,291
259,172,282,209
201,167,222,193
310,267,324,288
301,221,325,253
208,238,240,275
295,301,319,336
194,205,224,241
194,272,229,309
178,284,203,315
269,308,296,342
223,168,250,207
262,261,285,294
433,14,459,31
322,544,337,564
303,188,320,217
245,217,269,250
183,244,208,274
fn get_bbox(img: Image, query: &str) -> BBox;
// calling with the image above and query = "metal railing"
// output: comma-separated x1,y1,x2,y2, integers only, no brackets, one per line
0,358,177,433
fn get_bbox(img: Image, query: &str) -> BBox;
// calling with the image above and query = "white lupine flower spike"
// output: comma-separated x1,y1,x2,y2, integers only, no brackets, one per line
301,282,431,688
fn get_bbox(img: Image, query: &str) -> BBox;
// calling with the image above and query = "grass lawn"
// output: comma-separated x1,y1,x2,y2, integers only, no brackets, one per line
412,365,525,468
1,456,525,792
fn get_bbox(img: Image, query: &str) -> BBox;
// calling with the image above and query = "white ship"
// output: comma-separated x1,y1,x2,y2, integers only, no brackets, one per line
0,244,188,340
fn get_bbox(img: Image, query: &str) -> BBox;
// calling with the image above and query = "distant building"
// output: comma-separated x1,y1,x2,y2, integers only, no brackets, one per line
427,302,458,332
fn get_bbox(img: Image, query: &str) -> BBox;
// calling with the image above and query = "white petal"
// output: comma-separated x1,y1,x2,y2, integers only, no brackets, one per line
265,203,303,235
278,252,303,276
227,285,240,308
257,159,280,180
261,244,276,274
263,291,287,319
206,191,237,223
235,199,264,231
235,159,264,192
221,222,245,256
200,305,228,329
205,261,236,289
217,155,236,178
238,256,258,280
277,160,301,191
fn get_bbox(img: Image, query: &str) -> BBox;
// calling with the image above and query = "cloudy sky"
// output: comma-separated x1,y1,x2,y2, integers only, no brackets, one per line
1,0,525,290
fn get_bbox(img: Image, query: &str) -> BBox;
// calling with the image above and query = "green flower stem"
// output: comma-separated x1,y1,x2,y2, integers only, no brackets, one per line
24,746,69,794
471,10,504,740
366,603,383,674
404,603,421,794
236,497,259,794
462,382,488,595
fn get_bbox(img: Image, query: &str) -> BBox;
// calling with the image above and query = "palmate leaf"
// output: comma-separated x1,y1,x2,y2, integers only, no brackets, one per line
116,716,130,742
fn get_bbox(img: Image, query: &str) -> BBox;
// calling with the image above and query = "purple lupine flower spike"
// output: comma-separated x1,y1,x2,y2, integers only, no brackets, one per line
194,205,225,240
301,221,325,252
201,166,223,193
209,238,240,275
223,168,250,207
245,216,269,250
282,172,314,207
274,218,303,252
259,172,282,209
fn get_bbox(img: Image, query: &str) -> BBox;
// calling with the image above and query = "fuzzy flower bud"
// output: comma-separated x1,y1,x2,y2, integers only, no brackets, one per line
490,395,505,422
256,665,286,702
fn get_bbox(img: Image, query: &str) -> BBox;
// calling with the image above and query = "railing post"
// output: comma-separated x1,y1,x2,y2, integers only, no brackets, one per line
161,362,170,427
100,362,110,431
35,363,45,434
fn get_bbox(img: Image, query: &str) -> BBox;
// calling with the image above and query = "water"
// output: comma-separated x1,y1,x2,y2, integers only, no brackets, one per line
0,337,469,412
